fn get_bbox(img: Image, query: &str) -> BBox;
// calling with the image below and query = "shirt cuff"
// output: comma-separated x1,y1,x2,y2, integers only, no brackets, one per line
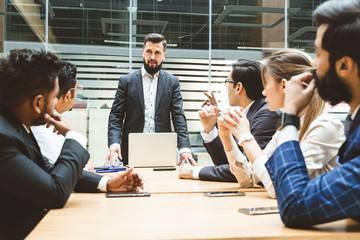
110,143,120,148
97,176,110,192
65,131,87,149
200,127,218,143
179,147,191,154
278,125,299,146
192,166,203,179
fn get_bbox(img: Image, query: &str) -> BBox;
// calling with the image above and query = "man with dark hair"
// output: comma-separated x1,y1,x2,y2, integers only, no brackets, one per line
265,0,360,227
179,59,278,182
31,61,81,163
107,33,196,165
0,50,143,239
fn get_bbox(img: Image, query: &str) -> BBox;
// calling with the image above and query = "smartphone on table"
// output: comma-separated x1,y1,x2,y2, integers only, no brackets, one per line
106,192,151,198
203,191,246,197
153,167,176,171
238,207,279,215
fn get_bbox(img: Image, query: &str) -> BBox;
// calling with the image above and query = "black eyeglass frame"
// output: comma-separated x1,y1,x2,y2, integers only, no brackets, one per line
225,79,236,87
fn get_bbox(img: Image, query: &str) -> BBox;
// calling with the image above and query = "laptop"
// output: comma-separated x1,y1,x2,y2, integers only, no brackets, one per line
128,132,177,167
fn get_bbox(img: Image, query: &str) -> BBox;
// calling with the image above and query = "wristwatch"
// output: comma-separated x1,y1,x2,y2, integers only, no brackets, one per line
277,112,300,130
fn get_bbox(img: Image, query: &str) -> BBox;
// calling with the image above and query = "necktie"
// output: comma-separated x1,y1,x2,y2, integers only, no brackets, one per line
344,114,352,137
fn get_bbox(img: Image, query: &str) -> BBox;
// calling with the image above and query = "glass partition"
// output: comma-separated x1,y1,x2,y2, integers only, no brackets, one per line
5,0,47,51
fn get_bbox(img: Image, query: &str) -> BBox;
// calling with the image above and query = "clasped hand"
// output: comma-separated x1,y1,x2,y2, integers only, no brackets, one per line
217,107,251,139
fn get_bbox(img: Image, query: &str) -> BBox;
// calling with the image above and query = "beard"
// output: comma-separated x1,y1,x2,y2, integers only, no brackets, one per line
313,62,352,106
32,98,53,126
143,59,163,75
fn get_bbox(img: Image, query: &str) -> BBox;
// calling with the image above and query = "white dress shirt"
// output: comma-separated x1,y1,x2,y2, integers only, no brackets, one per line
226,111,345,198
141,66,159,133
31,116,109,192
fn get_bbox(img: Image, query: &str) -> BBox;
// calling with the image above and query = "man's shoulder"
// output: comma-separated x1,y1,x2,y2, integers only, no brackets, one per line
159,69,178,81
0,113,18,139
120,69,141,81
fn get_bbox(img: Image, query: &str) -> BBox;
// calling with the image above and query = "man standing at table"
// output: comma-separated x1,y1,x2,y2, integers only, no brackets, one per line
265,0,360,227
0,50,143,239
107,33,196,165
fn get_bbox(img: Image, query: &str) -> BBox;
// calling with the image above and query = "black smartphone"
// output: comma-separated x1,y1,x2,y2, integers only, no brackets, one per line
203,191,246,197
153,167,176,171
238,207,279,215
106,192,151,198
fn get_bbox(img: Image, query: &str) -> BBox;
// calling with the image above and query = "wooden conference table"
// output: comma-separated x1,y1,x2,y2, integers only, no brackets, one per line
28,168,360,239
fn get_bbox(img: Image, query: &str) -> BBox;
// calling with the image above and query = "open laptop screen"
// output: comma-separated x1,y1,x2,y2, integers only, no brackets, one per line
128,132,177,167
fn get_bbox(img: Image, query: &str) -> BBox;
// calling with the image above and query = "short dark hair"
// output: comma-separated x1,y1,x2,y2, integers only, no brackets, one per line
57,61,77,98
0,49,61,108
231,59,264,100
143,33,167,52
313,0,360,72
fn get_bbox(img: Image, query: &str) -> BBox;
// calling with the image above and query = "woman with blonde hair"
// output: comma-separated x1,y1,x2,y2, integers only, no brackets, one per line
218,49,345,198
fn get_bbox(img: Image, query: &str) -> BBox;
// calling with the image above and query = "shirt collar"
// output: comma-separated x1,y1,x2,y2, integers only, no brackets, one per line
350,105,360,120
22,124,31,134
141,66,159,79
243,101,255,115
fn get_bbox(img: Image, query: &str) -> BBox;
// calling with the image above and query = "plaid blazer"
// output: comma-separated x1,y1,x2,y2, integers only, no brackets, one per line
265,110,360,227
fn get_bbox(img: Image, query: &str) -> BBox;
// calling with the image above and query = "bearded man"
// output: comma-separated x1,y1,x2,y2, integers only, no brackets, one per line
264,0,360,228
107,33,195,165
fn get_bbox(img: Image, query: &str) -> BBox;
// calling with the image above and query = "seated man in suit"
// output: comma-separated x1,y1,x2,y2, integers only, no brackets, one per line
179,59,278,182
265,0,360,226
0,50,144,239
31,61,86,164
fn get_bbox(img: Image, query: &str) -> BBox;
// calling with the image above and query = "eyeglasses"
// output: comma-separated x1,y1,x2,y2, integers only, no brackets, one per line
68,83,83,97
69,83,83,94
225,79,236,87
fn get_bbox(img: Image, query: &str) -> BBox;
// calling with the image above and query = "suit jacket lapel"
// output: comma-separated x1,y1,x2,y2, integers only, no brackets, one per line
135,69,145,115
20,127,45,168
155,70,166,112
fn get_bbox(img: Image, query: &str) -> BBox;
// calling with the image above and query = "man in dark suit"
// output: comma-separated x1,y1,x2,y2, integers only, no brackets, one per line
179,60,278,182
107,33,196,165
0,50,143,239
265,0,360,227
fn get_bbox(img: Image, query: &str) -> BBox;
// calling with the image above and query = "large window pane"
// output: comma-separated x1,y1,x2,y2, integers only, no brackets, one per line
289,0,325,52
5,0,47,51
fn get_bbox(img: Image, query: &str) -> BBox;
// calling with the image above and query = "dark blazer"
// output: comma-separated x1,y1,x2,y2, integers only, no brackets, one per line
108,68,191,164
0,104,97,239
199,98,279,182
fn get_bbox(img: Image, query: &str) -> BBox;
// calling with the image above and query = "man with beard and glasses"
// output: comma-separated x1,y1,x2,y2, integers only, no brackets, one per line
107,33,195,166
0,50,144,239
264,0,360,227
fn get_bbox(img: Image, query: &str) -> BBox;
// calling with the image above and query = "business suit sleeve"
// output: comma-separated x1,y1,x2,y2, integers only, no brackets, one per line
170,78,191,148
203,135,228,166
250,109,278,149
74,171,102,193
199,164,237,182
265,140,360,227
108,77,127,146
0,138,89,209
